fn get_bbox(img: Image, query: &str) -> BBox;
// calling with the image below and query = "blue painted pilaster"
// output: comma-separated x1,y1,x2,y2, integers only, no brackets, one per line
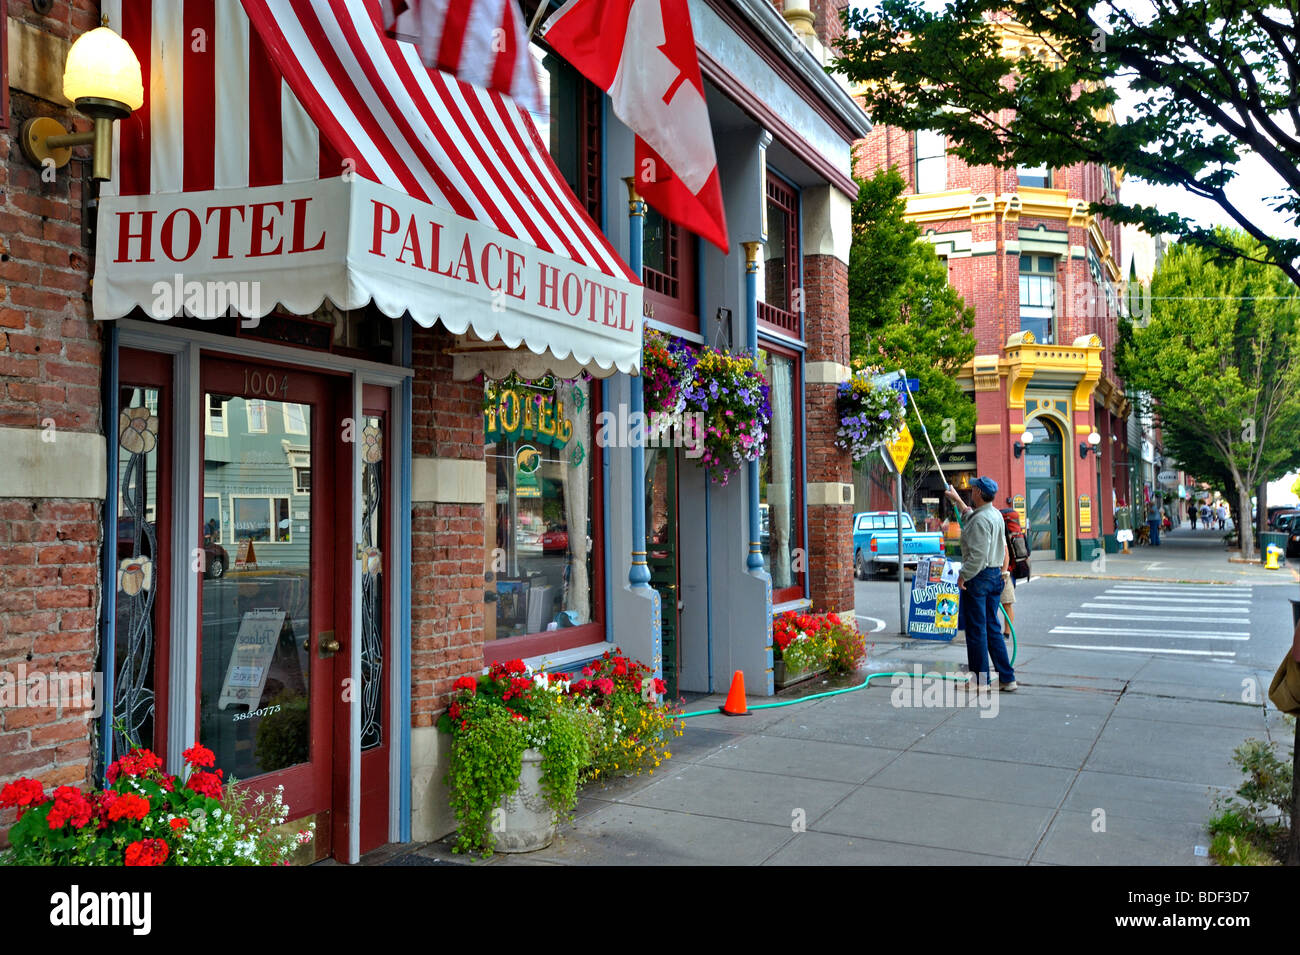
625,179,652,591
743,241,764,573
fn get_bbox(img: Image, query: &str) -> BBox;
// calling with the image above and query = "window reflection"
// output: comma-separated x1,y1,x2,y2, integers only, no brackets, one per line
484,377,595,639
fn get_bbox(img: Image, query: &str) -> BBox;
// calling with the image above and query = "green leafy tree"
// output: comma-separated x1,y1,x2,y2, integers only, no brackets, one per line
835,1,1300,286
1117,230,1300,558
849,166,977,510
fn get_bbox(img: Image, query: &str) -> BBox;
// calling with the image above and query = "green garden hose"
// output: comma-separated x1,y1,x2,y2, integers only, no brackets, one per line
678,605,1018,719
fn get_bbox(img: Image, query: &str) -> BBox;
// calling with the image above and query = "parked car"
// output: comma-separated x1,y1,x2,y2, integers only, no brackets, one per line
852,511,944,579
1275,512,1300,557
1267,505,1298,529
540,525,568,554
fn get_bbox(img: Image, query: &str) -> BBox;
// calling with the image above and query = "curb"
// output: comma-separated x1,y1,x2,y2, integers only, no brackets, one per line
1036,572,1277,585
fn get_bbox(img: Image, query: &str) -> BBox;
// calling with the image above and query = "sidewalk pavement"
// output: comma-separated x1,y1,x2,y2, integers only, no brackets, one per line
386,525,1293,867
394,652,1285,867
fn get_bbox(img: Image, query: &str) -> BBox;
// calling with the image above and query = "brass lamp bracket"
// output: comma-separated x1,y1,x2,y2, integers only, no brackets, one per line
18,117,90,171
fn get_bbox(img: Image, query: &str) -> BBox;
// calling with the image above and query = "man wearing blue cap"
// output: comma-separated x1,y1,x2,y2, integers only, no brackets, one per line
945,476,1018,692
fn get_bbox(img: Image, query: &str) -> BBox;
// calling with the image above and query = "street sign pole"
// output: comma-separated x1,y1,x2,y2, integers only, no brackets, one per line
896,460,906,637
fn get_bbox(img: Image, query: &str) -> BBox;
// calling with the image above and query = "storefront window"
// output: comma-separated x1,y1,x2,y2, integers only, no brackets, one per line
484,376,599,644
756,349,803,600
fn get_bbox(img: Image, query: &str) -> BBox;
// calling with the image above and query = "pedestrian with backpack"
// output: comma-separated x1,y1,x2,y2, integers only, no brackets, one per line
998,504,1031,643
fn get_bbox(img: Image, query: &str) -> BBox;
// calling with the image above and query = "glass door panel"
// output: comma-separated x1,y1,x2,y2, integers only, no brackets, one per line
200,392,314,778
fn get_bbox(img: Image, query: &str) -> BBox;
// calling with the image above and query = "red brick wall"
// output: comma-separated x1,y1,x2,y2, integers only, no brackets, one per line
1,0,106,838
811,0,847,50
802,254,853,613
409,326,485,728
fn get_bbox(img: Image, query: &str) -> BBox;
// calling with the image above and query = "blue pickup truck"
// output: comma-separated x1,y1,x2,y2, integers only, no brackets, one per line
852,511,945,579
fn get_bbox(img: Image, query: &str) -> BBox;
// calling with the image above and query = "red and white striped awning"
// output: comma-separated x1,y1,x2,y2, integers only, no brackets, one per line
94,0,642,378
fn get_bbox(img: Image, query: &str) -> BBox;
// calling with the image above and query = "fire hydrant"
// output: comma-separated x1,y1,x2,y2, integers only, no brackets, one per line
1265,544,1285,570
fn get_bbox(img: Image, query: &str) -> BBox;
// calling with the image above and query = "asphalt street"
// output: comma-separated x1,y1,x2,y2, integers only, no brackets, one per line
855,572,1298,672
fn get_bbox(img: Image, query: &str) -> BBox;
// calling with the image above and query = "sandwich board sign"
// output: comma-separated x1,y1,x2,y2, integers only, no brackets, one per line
218,609,286,711
907,558,961,641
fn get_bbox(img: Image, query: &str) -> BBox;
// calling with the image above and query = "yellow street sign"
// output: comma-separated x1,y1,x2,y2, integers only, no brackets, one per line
885,422,913,473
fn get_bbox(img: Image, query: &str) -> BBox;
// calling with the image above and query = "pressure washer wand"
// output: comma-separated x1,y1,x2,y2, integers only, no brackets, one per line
896,370,948,487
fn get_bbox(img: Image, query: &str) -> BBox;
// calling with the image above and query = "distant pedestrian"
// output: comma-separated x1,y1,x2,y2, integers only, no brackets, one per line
945,477,1016,692
1189,506,1197,529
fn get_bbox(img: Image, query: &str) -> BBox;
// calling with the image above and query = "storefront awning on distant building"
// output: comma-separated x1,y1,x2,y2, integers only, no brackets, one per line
93,0,642,378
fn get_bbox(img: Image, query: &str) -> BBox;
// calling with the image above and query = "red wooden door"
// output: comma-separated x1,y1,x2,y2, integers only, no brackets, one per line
197,356,349,856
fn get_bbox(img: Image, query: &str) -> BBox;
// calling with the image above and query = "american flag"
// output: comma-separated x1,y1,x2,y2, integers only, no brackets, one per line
380,0,544,114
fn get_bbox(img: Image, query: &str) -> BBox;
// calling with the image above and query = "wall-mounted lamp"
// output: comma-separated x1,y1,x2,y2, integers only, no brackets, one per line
19,26,143,182
1079,430,1102,459
1013,430,1034,459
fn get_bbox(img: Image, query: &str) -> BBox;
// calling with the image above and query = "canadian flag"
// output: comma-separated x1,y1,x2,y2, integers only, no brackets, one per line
542,0,730,253
381,0,544,114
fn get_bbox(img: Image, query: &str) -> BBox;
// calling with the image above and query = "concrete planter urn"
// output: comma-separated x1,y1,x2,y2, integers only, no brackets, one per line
492,748,557,853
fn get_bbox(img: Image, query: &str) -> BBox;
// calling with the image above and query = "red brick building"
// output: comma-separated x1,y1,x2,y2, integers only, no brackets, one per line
1,0,866,861
853,23,1133,559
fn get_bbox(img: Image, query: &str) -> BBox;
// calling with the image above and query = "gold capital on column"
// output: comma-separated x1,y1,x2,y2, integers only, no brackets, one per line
742,241,763,270
623,177,645,217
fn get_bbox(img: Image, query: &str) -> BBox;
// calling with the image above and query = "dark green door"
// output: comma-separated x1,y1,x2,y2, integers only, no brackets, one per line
645,448,679,697
1025,418,1065,559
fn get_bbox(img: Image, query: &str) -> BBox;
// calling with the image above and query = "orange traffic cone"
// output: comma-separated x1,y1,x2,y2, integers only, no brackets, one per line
719,670,749,716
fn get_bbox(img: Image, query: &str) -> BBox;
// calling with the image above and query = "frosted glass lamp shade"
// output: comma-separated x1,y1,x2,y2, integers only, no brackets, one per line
63,27,144,113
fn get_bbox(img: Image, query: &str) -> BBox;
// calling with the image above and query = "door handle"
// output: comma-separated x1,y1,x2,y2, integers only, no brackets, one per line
318,631,341,658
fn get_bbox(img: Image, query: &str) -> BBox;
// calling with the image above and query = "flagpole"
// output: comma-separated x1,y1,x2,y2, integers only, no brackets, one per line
526,0,550,39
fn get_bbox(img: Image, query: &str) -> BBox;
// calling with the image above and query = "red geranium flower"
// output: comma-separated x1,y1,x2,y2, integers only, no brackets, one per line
504,659,527,675
448,702,462,719
453,676,477,694
124,838,169,866
45,786,93,830
182,744,216,768
0,778,46,819
186,771,223,800
169,817,189,832
106,747,165,784
106,792,150,822
593,678,615,696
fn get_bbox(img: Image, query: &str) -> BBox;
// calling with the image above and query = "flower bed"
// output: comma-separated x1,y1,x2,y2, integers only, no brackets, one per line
0,744,313,866
772,611,867,679
834,368,906,461
569,649,683,780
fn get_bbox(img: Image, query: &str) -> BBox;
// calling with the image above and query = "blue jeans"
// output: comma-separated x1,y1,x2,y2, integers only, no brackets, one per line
964,567,1015,686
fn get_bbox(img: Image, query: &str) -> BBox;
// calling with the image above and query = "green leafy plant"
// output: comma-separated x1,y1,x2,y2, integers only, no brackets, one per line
1207,729,1294,865
567,649,683,781
439,661,594,857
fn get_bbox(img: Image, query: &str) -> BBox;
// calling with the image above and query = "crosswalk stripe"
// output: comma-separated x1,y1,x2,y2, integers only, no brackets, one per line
1050,627,1248,640
1068,612,1251,624
1096,594,1253,605
1081,602,1250,614
1106,587,1253,597
1048,643,1236,657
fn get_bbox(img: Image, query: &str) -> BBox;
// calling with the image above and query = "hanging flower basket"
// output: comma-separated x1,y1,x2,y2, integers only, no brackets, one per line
834,369,906,461
641,329,688,417
640,330,770,485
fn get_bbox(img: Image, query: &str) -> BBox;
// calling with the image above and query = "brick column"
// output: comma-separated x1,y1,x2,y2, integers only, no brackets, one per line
409,326,485,727
800,186,854,617
1,2,107,839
